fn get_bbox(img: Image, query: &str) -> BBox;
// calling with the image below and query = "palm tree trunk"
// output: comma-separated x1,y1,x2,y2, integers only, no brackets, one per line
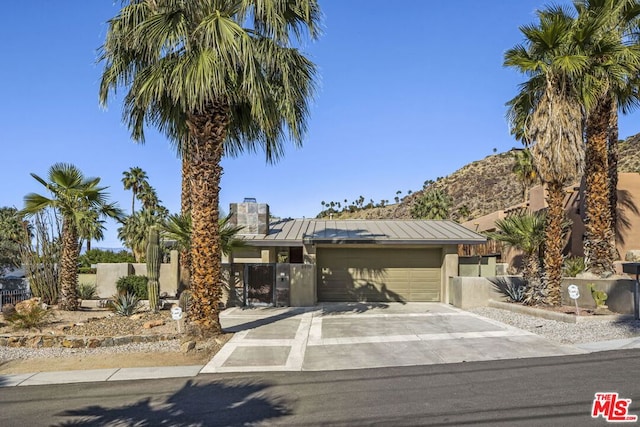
608,103,619,258
59,218,80,310
584,98,615,275
185,103,229,336
544,181,564,306
180,150,192,292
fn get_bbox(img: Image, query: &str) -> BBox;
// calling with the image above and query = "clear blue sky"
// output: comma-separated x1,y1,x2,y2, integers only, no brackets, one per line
2,1,639,249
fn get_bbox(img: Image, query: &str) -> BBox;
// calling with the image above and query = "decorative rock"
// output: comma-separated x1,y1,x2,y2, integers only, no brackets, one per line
143,319,165,329
62,339,85,348
625,250,640,262
130,314,145,320
181,340,196,353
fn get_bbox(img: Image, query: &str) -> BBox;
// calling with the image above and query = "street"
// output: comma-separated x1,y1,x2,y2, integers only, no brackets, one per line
1,349,639,426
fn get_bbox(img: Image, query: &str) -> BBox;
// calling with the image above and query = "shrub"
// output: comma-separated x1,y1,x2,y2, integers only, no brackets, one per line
78,266,97,274
4,303,53,330
563,257,585,278
77,282,98,300
109,292,141,316
116,275,149,299
78,248,135,267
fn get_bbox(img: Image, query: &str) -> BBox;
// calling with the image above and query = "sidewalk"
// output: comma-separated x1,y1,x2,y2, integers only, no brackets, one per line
3,303,640,387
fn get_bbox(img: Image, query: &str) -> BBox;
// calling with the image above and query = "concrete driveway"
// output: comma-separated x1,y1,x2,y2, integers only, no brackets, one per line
200,303,583,373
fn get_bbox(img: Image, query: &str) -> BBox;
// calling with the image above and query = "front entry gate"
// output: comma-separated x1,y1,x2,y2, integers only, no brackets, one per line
244,264,276,306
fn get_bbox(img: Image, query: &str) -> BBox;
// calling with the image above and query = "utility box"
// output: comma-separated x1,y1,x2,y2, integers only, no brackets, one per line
275,263,290,307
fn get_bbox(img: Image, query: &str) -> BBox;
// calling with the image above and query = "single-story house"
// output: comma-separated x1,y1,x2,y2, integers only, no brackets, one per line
224,200,486,306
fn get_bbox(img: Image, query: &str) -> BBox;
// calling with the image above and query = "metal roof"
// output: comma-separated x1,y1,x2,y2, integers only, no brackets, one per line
238,219,486,246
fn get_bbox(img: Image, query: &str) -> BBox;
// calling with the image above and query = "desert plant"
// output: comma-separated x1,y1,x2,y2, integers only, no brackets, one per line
116,275,148,300
146,227,161,313
4,303,53,330
490,278,526,303
179,290,192,314
588,283,608,308
563,256,586,278
77,282,97,300
110,292,141,316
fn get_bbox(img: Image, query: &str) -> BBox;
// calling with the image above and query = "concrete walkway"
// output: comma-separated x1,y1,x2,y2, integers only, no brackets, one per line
3,302,640,387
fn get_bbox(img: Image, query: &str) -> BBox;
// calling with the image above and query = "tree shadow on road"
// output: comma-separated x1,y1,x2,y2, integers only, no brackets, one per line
52,378,293,426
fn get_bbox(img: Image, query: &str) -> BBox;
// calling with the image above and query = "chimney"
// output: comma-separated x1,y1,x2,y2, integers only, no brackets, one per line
229,199,270,235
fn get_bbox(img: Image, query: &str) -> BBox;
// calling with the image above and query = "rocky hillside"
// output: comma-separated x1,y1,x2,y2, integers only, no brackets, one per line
319,134,640,221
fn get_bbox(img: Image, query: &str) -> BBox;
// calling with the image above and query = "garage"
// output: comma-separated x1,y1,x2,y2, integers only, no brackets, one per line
317,247,442,302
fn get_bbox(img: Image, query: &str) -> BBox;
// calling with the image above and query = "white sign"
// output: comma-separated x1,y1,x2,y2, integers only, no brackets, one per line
171,306,183,320
568,284,580,300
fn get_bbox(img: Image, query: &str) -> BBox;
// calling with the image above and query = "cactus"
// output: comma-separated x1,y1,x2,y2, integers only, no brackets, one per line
146,227,161,313
588,283,608,308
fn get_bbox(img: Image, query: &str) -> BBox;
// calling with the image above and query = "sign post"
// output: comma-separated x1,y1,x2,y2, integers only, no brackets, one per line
568,284,580,316
171,306,183,333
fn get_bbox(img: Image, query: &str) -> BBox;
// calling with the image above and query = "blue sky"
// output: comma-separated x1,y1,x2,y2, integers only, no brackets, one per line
2,1,640,249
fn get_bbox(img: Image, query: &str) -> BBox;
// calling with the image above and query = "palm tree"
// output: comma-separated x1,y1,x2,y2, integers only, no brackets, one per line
161,212,245,256
511,149,538,203
100,0,320,335
0,207,27,273
121,167,149,215
486,212,547,305
572,0,640,275
22,163,123,310
118,207,167,262
411,189,451,220
505,7,586,305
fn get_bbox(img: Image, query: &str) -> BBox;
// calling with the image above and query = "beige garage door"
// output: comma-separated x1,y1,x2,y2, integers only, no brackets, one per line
317,248,441,302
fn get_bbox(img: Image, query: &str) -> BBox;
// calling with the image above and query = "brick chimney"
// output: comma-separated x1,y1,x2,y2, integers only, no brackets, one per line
229,198,269,235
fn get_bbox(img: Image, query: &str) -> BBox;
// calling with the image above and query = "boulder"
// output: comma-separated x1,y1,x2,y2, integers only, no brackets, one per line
625,250,640,262
15,298,44,315
143,319,165,329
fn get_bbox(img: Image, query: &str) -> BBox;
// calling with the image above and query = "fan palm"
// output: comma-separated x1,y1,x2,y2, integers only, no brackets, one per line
121,167,149,215
161,212,245,256
22,163,123,310
505,6,586,305
572,0,640,275
100,0,320,334
486,212,547,304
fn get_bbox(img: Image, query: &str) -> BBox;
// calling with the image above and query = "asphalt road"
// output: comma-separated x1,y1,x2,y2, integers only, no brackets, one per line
1,349,639,426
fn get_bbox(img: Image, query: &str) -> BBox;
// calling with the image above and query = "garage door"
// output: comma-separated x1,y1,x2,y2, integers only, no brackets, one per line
317,248,441,302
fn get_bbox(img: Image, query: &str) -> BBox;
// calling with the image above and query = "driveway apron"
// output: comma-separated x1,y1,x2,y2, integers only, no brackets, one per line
200,303,583,373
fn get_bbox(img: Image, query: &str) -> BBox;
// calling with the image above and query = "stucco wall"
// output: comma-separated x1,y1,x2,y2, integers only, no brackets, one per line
449,276,520,309
560,278,635,314
290,263,316,306
95,250,179,298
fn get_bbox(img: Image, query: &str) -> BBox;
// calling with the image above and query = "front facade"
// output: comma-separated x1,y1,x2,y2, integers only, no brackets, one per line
224,201,486,306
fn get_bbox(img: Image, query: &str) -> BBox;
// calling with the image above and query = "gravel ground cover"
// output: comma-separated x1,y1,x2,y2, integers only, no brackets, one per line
470,306,640,344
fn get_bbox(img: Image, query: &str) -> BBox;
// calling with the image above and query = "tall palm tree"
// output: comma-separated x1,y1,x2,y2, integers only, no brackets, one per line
121,167,149,215
22,163,123,310
100,0,320,335
572,0,640,275
486,212,547,305
505,6,586,305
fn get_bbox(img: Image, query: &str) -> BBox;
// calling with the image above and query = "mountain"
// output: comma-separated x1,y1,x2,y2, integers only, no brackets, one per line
318,134,640,222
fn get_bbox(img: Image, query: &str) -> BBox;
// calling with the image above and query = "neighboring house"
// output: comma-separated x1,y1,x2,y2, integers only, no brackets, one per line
462,172,640,272
224,200,486,306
